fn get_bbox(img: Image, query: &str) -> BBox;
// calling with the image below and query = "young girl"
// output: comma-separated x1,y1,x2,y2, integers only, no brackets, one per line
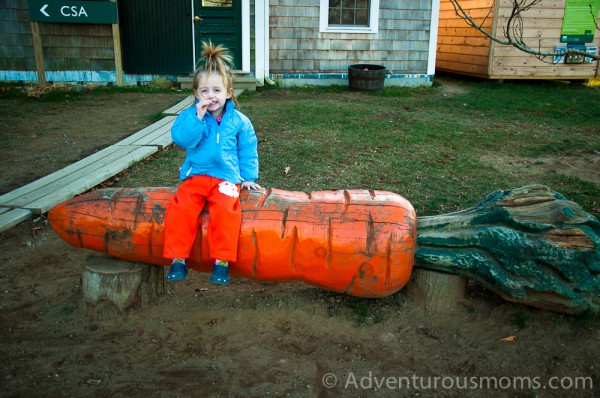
163,41,260,285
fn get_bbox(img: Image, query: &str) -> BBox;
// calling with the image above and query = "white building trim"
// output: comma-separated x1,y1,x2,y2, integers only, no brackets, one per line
255,0,269,85
427,0,440,75
242,0,250,72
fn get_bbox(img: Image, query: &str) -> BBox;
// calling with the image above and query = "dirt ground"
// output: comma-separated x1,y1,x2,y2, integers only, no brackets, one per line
1,86,599,398
0,88,188,194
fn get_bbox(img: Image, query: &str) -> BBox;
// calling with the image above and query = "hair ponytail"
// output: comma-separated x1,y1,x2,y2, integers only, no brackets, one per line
194,41,237,106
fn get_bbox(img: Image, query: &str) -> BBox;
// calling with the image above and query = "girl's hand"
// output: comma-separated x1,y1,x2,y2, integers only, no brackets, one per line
242,181,262,190
195,94,212,120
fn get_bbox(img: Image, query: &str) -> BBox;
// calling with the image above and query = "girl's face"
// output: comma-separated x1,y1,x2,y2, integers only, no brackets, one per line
194,72,232,118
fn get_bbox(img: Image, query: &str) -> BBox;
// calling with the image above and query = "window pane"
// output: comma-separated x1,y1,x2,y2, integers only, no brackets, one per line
328,0,370,27
328,8,341,24
202,0,232,6
355,9,368,25
341,9,354,24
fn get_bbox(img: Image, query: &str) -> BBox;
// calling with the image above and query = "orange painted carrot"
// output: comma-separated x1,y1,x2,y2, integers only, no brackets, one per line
48,187,416,297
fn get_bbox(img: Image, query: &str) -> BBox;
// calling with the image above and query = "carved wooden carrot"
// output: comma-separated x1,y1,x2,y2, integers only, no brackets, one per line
48,187,417,297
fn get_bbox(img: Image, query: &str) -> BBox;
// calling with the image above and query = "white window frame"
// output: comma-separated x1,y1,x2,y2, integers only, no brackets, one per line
319,0,379,34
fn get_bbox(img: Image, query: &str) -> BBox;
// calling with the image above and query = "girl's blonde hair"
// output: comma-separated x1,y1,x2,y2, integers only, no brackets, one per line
193,41,237,106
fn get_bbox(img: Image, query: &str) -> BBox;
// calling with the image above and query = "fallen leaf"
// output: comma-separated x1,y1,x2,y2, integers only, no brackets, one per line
497,335,517,342
285,167,290,175
417,326,441,341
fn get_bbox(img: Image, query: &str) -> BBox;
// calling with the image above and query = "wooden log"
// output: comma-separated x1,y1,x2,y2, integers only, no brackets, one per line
49,188,417,298
82,253,164,320
416,185,600,314
404,269,467,312
48,184,600,314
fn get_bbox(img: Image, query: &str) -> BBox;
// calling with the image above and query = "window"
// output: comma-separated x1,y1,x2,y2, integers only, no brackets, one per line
202,0,232,6
329,0,369,26
320,0,379,33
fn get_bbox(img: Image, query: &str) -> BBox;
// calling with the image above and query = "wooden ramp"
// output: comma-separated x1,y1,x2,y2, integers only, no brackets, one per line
0,95,201,233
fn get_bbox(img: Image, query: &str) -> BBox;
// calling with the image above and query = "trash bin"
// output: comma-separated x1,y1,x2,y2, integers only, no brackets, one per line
348,64,386,91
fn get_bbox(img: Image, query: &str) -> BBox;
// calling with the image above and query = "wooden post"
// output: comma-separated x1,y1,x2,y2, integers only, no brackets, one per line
404,269,467,312
111,0,123,86
82,253,164,320
30,22,47,86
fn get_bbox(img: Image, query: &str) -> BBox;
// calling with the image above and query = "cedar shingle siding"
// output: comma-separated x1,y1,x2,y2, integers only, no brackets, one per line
270,0,432,74
0,0,114,72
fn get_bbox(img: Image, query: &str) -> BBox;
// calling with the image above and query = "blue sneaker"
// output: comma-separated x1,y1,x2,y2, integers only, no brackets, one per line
166,259,188,282
210,260,229,285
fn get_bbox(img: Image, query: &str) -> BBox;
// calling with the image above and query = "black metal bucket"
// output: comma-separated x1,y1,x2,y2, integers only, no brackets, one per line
348,64,386,91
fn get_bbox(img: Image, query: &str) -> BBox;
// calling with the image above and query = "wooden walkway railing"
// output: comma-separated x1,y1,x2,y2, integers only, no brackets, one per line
0,94,203,233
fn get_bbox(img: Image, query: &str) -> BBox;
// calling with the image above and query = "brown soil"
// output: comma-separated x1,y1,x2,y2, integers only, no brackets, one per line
0,88,188,194
482,153,600,187
0,88,599,398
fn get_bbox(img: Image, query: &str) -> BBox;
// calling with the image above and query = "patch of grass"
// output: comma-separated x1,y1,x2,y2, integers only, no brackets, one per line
514,312,531,330
541,173,600,208
116,78,600,217
0,82,184,101
347,300,371,326
88,84,184,95
118,147,183,187
0,84,24,99
145,111,165,124
321,292,392,325
572,310,600,330
551,315,565,326
462,302,479,315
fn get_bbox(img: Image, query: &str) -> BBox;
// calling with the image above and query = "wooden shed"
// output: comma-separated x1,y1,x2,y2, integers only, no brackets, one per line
436,0,600,80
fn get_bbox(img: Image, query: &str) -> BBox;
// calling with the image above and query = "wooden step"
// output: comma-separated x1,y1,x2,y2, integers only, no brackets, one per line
0,145,158,215
0,207,33,233
234,76,257,92
163,95,195,115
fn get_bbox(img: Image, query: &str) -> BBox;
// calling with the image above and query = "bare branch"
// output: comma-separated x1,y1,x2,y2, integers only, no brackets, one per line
449,0,600,63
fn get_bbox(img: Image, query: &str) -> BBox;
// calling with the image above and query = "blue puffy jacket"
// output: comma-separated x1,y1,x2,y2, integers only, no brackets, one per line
171,100,259,184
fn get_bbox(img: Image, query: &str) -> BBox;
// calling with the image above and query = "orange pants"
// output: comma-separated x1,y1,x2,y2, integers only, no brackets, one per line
163,175,242,262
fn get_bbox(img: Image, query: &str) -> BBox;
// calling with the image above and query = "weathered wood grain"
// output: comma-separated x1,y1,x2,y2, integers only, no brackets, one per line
83,252,164,320
48,188,418,298
415,185,600,314
437,0,600,79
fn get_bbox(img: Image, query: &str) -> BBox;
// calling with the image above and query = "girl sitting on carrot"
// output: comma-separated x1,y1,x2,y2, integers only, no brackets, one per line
163,41,261,285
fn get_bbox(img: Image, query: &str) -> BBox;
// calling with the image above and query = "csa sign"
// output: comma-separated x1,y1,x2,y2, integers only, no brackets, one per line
28,0,118,24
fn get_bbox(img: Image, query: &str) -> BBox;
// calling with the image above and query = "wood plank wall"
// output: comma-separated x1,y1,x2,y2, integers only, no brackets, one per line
437,0,599,79
489,0,598,79
269,0,433,74
0,0,115,73
436,0,493,76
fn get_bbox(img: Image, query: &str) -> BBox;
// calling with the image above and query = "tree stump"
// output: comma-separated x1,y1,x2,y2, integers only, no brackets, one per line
404,269,467,312
82,253,164,320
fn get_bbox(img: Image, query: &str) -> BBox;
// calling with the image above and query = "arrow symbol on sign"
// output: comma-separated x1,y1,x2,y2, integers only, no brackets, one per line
40,4,49,17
